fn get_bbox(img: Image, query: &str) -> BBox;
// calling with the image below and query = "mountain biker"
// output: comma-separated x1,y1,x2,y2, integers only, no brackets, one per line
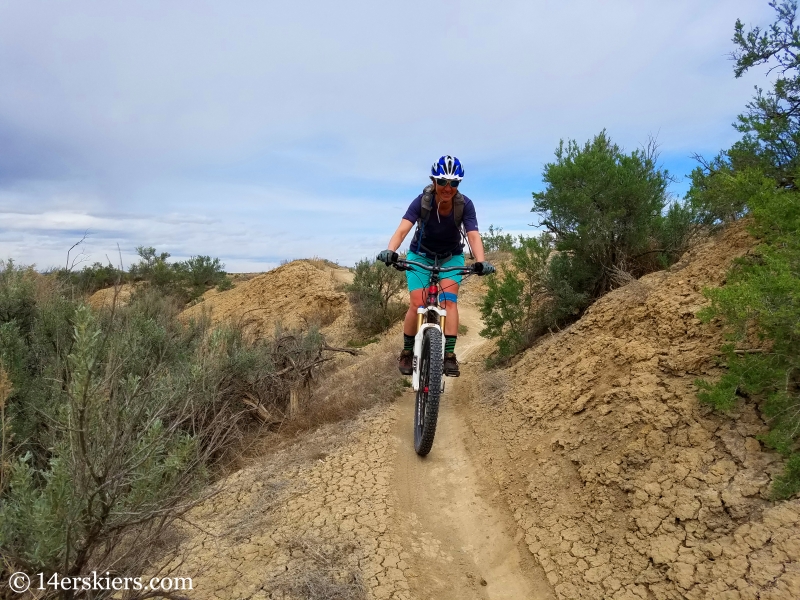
378,155,495,377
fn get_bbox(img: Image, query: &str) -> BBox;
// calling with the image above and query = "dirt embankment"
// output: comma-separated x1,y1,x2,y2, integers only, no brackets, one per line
462,223,800,600
180,260,354,344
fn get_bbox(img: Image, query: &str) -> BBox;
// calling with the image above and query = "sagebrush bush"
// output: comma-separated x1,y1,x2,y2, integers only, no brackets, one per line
687,1,800,500
347,258,406,337
56,261,125,295
128,246,228,302
480,132,694,364
0,260,332,590
685,159,778,226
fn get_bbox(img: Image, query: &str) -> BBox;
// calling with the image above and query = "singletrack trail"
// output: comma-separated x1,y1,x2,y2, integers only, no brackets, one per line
166,297,553,599
390,302,555,600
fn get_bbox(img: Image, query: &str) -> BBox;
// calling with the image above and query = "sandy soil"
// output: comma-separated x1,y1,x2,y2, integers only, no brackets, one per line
180,260,354,344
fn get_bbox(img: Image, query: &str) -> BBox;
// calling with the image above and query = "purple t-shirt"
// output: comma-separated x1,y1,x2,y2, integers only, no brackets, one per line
402,193,479,256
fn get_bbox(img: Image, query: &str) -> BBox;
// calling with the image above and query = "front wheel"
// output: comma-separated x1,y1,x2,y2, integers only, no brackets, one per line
414,327,443,456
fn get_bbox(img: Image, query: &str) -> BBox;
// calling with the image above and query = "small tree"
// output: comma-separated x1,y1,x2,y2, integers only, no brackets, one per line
128,247,228,302
731,0,800,187
347,259,406,337
533,131,690,301
695,179,800,499
175,255,227,298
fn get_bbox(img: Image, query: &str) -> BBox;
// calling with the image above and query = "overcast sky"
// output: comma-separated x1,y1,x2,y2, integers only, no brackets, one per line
0,1,776,272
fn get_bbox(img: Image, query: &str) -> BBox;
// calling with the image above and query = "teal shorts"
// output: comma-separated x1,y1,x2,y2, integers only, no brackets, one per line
405,251,465,292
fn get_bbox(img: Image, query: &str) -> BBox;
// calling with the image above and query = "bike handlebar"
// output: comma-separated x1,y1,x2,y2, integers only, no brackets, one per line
391,258,477,275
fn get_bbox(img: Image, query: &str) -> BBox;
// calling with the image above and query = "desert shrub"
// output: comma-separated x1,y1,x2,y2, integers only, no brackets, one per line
686,159,773,226
730,0,800,188
688,0,800,225
0,260,38,333
688,1,800,500
695,181,800,499
54,261,126,295
128,245,174,286
533,131,693,301
480,132,694,363
347,258,406,337
480,234,587,363
175,255,227,297
216,275,234,291
0,261,332,590
482,225,516,253
129,246,228,302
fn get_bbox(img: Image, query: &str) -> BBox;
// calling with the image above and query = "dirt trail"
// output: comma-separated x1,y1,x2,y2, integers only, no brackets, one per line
164,293,552,600
390,302,554,600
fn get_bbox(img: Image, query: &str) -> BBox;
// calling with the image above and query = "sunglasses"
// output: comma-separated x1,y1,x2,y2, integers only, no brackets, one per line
434,178,460,188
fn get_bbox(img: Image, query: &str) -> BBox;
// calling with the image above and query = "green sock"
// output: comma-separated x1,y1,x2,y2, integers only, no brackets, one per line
403,334,414,351
445,335,457,354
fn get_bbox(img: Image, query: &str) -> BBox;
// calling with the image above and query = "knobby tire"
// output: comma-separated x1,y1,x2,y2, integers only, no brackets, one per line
414,328,443,456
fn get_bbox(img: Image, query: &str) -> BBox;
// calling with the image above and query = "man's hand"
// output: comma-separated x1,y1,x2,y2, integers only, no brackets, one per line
377,249,398,265
474,261,495,276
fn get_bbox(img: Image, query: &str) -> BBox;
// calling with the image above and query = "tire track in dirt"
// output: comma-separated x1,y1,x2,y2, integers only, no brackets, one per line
388,302,555,600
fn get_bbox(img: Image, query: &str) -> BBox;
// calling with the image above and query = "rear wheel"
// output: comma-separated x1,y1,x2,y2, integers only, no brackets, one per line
414,327,443,456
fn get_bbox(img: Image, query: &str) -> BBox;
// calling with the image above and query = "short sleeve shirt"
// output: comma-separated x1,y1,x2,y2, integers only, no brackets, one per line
402,194,479,256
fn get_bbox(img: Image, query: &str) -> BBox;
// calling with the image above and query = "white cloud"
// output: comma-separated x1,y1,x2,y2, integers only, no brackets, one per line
0,0,778,269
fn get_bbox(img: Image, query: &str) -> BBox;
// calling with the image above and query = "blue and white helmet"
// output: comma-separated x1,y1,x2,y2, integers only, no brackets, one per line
431,155,464,180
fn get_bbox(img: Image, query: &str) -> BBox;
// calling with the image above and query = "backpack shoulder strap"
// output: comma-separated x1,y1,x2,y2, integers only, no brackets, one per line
419,184,435,224
453,191,464,229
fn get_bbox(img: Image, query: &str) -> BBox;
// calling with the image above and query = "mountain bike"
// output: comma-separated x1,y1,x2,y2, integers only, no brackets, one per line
389,257,479,456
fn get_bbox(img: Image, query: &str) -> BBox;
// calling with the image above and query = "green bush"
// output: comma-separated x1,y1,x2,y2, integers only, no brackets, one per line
128,246,228,302
482,225,516,253
347,259,406,337
480,234,588,363
730,0,800,188
533,131,692,300
0,260,330,583
53,261,126,295
176,255,227,297
688,1,800,500
216,275,234,291
695,180,800,499
480,131,694,364
686,158,775,226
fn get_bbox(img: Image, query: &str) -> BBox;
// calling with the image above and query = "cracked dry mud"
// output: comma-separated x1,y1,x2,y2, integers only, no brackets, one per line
164,297,552,600
166,224,799,599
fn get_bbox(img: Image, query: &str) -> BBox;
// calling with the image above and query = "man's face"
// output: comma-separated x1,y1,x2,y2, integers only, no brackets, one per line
434,179,458,201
